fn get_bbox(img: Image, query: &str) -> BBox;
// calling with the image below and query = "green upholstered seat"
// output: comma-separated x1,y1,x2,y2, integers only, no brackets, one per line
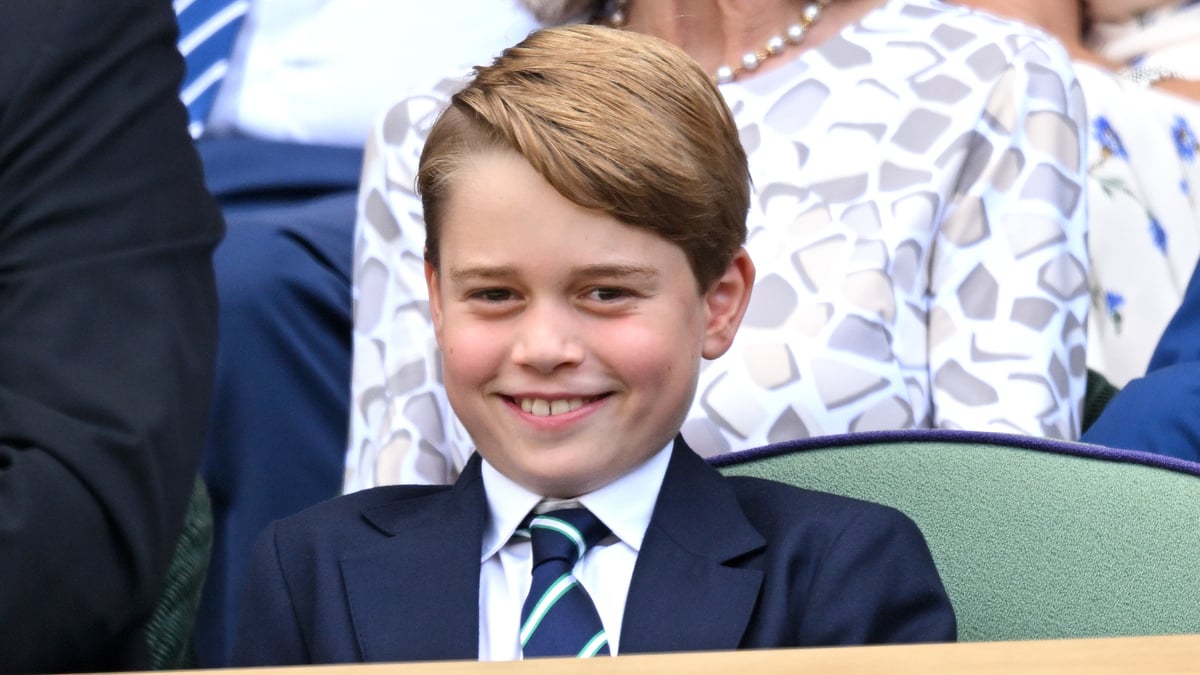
144,475,214,669
712,429,1200,642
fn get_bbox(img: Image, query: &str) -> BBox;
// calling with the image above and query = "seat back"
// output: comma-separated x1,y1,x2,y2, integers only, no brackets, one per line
712,429,1200,642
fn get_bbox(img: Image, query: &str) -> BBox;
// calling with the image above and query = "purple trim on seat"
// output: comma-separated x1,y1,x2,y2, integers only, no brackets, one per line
705,428,1200,478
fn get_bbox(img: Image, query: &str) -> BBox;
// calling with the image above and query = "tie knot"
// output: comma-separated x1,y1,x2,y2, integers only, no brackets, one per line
525,508,610,568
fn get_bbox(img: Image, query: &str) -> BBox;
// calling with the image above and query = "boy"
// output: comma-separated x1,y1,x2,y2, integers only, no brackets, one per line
233,25,955,664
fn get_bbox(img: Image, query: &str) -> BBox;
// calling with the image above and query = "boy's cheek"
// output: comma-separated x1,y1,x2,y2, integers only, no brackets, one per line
606,324,702,377
438,323,502,379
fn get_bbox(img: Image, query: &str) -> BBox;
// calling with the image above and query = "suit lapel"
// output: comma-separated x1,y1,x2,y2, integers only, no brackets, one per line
340,456,487,662
337,441,766,658
619,437,766,653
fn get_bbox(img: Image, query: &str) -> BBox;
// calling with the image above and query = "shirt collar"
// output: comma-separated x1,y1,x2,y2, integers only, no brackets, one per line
479,440,673,562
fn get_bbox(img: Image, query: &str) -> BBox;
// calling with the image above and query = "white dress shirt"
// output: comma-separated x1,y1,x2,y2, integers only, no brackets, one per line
207,0,544,146
477,441,673,660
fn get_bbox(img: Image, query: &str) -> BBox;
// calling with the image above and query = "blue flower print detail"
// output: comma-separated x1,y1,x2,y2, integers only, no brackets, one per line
1105,290,1125,332
1182,179,1191,196
1149,216,1168,255
1093,117,1127,160
1173,116,1198,162
1105,290,1125,315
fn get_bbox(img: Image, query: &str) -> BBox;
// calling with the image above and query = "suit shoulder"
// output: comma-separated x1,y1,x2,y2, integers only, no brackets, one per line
269,484,451,543
723,475,917,533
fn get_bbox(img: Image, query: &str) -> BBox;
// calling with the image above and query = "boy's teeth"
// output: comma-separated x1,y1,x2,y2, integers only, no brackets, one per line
519,397,585,416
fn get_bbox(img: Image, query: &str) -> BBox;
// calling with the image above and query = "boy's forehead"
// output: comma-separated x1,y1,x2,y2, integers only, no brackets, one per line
437,148,703,287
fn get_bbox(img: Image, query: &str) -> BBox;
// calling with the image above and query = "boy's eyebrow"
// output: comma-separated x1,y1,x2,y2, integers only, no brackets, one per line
572,263,659,280
448,263,660,283
448,265,518,283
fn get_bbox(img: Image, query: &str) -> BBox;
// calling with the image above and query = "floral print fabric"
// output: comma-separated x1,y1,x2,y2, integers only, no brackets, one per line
1078,61,1200,385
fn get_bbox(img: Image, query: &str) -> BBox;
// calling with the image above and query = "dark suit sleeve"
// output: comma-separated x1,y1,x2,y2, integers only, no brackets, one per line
1148,261,1200,370
0,0,221,670
232,521,313,666
796,505,957,645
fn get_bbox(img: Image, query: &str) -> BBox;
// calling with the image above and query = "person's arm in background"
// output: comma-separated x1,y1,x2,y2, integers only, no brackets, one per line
0,1,222,671
927,31,1090,439
958,0,1200,100
345,75,477,492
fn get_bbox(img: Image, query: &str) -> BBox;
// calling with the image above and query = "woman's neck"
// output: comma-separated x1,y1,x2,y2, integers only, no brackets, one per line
620,0,888,81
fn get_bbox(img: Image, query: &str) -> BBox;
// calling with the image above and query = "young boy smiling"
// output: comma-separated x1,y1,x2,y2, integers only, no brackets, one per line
233,25,955,665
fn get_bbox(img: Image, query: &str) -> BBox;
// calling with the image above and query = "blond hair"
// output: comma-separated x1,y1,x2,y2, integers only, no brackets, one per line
418,24,750,290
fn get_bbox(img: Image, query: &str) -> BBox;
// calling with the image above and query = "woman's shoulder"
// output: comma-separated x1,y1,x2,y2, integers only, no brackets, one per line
857,0,1076,72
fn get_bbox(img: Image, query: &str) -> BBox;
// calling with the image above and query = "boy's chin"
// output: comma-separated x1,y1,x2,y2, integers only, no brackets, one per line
478,432,672,498
518,468,612,500
492,455,626,499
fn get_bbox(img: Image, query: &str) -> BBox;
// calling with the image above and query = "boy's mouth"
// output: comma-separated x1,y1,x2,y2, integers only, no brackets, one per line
510,395,607,417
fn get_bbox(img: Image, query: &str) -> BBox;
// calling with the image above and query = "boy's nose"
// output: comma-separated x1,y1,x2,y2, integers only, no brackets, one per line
510,302,585,374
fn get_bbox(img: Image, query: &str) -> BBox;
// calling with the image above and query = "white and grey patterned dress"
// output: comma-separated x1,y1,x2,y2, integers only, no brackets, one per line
345,0,1089,490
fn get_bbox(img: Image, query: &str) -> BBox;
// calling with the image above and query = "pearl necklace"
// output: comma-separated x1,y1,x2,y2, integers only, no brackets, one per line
605,0,833,84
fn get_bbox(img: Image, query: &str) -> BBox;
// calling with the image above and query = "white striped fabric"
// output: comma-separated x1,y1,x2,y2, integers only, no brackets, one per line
175,0,249,139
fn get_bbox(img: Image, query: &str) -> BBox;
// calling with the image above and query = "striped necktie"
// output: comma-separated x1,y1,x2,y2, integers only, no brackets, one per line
519,508,612,658
174,0,249,139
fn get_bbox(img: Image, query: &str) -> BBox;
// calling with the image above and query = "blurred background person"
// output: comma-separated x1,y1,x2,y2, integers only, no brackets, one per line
954,0,1200,386
949,0,1200,461
0,0,221,670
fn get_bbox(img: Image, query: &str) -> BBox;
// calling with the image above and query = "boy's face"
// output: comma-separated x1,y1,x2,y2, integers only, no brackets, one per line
426,150,752,498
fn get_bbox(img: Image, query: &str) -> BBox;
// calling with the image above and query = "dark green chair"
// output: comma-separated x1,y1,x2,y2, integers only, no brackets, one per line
712,429,1200,641
143,476,214,669
1083,368,1120,433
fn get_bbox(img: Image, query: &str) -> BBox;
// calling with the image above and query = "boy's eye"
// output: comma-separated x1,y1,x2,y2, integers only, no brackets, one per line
587,287,632,302
468,288,515,303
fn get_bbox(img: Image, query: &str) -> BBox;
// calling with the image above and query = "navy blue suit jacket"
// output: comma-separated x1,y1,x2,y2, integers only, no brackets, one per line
233,439,955,664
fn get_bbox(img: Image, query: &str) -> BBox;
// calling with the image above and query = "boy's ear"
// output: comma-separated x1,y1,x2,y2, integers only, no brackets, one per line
701,248,755,360
425,261,445,343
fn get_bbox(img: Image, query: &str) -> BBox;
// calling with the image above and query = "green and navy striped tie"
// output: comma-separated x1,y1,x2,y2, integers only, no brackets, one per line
519,508,612,658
